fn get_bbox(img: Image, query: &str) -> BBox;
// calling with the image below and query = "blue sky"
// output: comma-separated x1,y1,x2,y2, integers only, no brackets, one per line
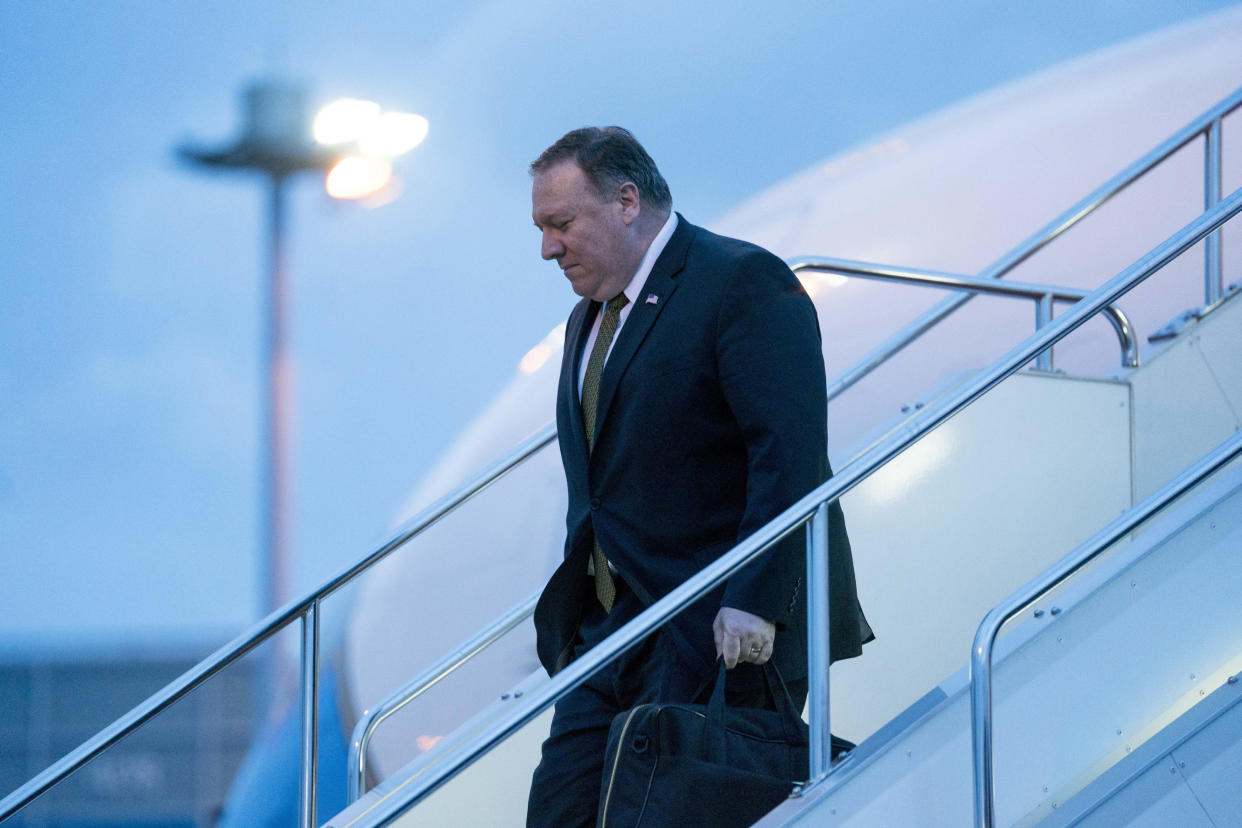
1,0,1236,653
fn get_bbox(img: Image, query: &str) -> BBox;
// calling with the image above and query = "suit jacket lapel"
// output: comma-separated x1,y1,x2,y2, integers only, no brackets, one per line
562,297,599,461
591,217,694,446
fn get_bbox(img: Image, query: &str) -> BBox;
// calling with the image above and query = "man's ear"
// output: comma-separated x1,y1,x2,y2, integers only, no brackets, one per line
617,181,641,225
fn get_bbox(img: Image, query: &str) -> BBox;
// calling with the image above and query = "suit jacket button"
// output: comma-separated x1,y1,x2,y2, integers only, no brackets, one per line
589,498,601,510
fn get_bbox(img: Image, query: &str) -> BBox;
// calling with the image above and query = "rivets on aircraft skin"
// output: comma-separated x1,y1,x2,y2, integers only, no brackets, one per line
1228,675,1239,685
501,693,510,700
1034,609,1045,618
1050,607,1061,616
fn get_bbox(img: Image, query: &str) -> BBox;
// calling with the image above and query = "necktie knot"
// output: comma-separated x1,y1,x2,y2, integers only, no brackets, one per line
605,293,629,315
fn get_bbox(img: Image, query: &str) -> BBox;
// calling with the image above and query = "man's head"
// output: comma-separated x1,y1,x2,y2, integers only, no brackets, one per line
530,127,673,301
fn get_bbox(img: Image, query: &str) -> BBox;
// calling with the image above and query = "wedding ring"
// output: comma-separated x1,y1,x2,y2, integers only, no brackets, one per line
749,645,761,656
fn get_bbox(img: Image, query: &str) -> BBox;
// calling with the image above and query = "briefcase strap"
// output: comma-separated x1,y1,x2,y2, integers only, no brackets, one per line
704,659,806,761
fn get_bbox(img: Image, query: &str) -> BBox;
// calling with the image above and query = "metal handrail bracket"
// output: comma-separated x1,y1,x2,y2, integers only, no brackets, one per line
970,430,1242,828
337,185,1242,828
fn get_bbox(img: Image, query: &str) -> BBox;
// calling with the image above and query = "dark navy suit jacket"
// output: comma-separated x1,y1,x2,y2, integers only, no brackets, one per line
534,216,872,685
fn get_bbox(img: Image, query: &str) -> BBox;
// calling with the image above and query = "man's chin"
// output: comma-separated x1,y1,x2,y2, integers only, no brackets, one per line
565,274,597,299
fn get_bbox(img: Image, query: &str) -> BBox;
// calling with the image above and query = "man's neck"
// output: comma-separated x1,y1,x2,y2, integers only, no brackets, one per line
633,208,672,250
596,209,674,302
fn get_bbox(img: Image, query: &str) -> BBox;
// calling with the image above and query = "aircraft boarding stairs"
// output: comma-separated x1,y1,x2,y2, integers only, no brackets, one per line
3,90,1242,828
328,277,1242,828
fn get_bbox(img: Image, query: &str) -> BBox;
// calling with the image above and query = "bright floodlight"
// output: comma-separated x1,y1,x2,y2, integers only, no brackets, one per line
359,112,430,157
325,156,393,199
314,98,381,145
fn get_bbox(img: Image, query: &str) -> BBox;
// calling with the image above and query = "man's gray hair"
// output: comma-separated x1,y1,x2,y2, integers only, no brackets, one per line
530,126,673,211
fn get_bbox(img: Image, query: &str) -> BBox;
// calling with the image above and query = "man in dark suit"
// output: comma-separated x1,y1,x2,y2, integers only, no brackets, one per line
526,127,872,827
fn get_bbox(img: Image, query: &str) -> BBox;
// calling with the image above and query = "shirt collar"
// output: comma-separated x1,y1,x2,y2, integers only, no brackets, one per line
621,211,678,306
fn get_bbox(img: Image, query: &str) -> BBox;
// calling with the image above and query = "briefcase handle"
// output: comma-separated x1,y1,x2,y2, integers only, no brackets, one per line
704,659,807,762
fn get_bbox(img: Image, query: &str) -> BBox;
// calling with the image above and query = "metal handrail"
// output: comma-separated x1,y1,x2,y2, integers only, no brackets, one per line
790,257,1140,371
348,590,541,802
0,424,557,826
970,429,1242,828
822,85,1242,403
334,186,1242,828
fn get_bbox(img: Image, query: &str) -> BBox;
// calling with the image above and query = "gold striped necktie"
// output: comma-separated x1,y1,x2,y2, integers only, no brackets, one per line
581,293,629,611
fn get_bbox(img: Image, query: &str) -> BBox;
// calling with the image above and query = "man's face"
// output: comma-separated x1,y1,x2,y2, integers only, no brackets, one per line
532,161,634,301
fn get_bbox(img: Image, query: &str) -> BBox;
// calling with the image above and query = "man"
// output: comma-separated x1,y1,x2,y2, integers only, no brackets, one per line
527,127,872,827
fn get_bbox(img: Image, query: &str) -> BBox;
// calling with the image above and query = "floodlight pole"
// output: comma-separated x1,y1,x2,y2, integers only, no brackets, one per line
265,171,291,621
177,79,341,629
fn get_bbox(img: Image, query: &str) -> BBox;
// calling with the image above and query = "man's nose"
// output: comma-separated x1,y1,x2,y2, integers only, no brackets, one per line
541,232,563,261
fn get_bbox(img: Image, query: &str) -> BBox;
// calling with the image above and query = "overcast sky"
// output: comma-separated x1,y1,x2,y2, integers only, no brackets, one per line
1,0,1236,654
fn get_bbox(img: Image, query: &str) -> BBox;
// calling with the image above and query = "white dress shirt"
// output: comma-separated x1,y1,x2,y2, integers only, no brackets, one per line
577,212,679,397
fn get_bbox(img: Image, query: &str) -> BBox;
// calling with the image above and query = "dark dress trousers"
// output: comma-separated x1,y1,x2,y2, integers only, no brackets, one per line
528,216,873,826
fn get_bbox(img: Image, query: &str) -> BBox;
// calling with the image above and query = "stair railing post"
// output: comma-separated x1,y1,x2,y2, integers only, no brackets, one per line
807,502,832,783
1205,118,1223,305
971,617,999,828
299,600,321,828
1034,294,1055,372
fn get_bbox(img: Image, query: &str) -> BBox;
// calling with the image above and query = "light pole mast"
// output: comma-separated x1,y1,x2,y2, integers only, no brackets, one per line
265,170,291,619
178,79,341,620
178,78,425,630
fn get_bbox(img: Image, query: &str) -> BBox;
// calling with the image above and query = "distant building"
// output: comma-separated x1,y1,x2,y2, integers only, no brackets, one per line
1,654,257,827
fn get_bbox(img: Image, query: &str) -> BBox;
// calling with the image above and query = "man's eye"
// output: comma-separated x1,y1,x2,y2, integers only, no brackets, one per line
556,220,571,231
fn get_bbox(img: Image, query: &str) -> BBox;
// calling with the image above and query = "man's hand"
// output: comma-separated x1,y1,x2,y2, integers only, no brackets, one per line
713,606,775,669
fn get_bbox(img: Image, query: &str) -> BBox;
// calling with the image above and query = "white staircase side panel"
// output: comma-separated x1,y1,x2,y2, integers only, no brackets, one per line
832,371,1131,742
1194,314,1242,424
1038,666,1242,827
1130,295,1242,502
762,459,1242,828
1072,759,1217,828
1171,701,1242,826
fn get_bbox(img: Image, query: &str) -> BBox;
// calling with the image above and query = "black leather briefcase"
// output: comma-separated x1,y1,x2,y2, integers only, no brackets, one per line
595,660,846,828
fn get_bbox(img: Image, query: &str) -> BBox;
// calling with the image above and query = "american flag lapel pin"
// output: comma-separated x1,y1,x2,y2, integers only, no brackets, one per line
645,293,659,305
